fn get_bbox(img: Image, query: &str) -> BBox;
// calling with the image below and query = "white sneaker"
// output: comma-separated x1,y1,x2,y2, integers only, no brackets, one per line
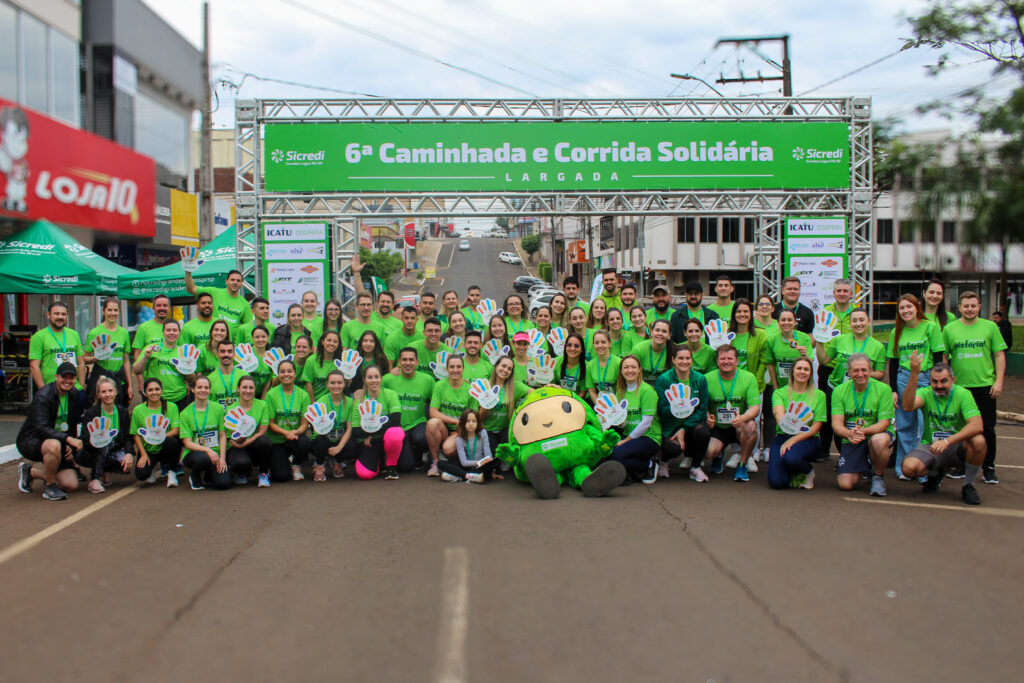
689,467,709,483
750,448,762,462
291,466,305,481
679,456,692,470
465,473,484,484
657,461,670,479
427,463,440,477
725,452,741,469
746,457,758,473
800,469,815,489
441,472,460,482
145,471,158,484
166,471,178,488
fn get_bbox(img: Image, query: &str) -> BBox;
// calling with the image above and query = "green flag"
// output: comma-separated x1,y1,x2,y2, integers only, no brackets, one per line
371,276,386,295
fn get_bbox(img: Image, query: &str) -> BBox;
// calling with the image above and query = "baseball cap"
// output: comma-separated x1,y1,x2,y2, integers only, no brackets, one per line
56,362,77,377
684,280,703,293
652,284,670,295
512,331,530,343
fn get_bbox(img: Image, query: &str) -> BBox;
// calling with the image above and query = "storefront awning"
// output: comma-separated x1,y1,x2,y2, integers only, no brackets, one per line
116,226,238,300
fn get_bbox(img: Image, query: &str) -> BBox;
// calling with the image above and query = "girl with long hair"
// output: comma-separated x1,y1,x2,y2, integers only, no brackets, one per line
130,377,183,487
766,357,826,490
438,409,496,484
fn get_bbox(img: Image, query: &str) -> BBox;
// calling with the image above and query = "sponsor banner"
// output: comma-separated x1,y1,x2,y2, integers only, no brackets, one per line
0,97,155,236
786,237,847,255
261,222,330,320
784,216,848,312
567,239,587,264
264,120,850,192
264,242,328,260
266,262,328,323
785,217,846,236
263,221,328,242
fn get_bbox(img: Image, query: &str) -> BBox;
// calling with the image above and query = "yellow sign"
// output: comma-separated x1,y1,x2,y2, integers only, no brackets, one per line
424,267,436,279
170,189,199,246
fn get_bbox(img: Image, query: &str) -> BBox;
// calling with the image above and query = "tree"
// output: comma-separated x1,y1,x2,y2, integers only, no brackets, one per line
520,234,541,263
358,247,405,288
495,217,510,233
899,0,1024,310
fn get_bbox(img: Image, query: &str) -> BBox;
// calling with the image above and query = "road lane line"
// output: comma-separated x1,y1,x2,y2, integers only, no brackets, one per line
434,546,469,683
843,496,1024,518
995,435,1024,440
995,464,1024,469
0,483,142,567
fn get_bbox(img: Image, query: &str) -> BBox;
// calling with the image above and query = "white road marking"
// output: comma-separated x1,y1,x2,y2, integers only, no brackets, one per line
434,546,470,683
996,464,1024,469
995,435,1024,440
0,483,142,567
843,496,1024,519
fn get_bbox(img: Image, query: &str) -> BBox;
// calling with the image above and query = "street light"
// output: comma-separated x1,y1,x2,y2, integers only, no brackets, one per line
670,72,724,97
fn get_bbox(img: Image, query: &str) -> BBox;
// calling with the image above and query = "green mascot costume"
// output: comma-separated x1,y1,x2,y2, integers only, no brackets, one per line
495,386,626,499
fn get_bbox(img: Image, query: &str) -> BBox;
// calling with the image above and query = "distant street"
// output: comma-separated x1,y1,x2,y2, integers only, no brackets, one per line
417,236,530,302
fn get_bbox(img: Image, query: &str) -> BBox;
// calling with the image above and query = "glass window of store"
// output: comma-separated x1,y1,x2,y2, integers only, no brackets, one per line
50,28,78,125
20,11,48,113
134,90,189,177
0,3,16,101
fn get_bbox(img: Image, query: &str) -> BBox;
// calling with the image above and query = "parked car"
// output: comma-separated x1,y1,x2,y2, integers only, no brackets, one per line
513,275,546,293
459,239,471,251
394,294,421,311
530,292,556,318
499,251,522,264
528,283,553,297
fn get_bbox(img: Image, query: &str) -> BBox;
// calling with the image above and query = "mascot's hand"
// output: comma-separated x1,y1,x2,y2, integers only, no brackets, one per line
599,430,620,455
495,442,519,465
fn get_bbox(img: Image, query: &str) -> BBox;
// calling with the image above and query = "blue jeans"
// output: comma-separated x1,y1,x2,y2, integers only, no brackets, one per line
894,367,930,477
767,434,820,489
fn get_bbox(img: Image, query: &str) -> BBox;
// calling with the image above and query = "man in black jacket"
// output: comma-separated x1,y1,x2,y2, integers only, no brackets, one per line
16,362,84,500
773,276,815,334
669,281,719,344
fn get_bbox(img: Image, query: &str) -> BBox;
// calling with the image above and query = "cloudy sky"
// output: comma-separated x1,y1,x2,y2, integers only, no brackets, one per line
143,0,1014,133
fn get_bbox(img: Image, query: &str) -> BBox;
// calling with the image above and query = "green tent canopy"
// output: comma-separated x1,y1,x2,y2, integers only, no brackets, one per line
0,220,137,295
117,226,239,299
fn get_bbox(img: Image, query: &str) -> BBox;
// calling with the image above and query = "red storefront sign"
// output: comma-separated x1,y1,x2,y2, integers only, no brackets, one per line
404,221,416,247
0,98,156,236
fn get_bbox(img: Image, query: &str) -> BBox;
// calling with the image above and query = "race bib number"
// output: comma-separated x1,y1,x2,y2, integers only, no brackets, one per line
778,361,793,379
717,407,738,425
198,430,218,448
933,431,953,444
328,428,343,442
56,351,76,366
844,419,867,432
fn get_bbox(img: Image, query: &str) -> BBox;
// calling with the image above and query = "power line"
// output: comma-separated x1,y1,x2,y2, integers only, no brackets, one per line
217,67,383,98
796,49,903,96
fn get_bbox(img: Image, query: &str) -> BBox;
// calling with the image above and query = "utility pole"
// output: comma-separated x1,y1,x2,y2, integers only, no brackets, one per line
714,34,791,96
198,1,214,242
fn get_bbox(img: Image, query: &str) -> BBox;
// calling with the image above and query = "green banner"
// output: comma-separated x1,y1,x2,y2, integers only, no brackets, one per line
264,121,850,192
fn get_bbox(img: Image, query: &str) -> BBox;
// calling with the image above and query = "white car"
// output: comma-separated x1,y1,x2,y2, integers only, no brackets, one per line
459,239,471,251
498,251,522,264
529,292,557,318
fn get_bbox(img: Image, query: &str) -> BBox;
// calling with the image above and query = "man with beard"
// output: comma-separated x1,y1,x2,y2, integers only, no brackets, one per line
384,306,425,365
185,268,251,336
460,330,493,382
669,281,719,345
372,290,402,338
646,284,674,325
29,301,85,390
181,292,216,347
596,268,623,313
562,276,589,314
16,362,84,500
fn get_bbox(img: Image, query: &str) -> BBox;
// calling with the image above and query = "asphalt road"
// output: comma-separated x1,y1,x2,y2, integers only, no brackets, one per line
3,243,1024,682
422,236,531,305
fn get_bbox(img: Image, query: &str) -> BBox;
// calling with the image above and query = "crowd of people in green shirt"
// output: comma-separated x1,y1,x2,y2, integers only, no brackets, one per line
15,260,1006,506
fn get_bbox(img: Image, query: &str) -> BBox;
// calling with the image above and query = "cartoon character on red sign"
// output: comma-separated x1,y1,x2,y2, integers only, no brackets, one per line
0,106,29,213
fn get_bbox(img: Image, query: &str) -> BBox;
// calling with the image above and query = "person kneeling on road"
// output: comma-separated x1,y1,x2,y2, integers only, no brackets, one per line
77,376,134,493
704,345,761,482
16,362,84,501
900,353,985,506
831,354,894,497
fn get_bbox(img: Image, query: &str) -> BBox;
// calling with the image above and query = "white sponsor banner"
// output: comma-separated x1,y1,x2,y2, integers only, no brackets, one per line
264,242,327,260
787,256,846,312
263,222,328,242
786,237,846,255
785,217,846,237
267,262,327,322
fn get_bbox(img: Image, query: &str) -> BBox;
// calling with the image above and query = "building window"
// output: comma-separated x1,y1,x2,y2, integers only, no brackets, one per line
942,221,956,243
50,28,78,126
677,217,694,242
20,11,48,113
744,217,756,243
898,220,916,243
877,218,893,244
134,90,189,177
699,217,717,243
721,217,740,242
919,221,936,243
0,3,16,101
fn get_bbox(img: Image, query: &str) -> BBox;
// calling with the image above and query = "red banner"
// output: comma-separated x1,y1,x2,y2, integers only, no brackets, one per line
404,221,416,247
0,98,156,236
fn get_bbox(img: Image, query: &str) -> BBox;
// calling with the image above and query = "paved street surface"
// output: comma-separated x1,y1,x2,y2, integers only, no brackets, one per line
2,239,1024,682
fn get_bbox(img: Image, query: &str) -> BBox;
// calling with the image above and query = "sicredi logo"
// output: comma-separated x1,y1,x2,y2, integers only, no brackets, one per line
270,149,326,166
42,274,79,284
793,147,843,163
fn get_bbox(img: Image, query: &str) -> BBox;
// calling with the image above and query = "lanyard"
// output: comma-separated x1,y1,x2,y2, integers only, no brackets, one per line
853,335,869,355
49,327,68,353
218,368,236,401
508,318,526,334
851,384,869,418
648,345,666,376
935,392,955,425
596,356,612,388
101,406,119,433
329,394,345,430
718,373,738,405
192,403,209,436
468,436,477,459
57,393,68,426
564,360,580,386
281,387,296,419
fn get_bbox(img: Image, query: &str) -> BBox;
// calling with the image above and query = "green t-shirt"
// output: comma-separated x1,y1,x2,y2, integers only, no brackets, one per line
707,301,734,322
130,401,180,454
223,398,270,434
461,306,484,331
481,380,530,432
208,366,243,408
198,287,252,330
249,354,274,397
645,307,673,325
198,345,221,376
143,345,189,401
340,319,385,351
306,317,342,347
705,369,761,429
381,371,435,429
383,328,425,361
265,384,312,443
596,292,623,314
408,340,454,375
29,326,83,386
771,385,827,435
569,299,590,315
236,320,276,346
348,388,401,438
132,319,168,353
585,355,621,394
503,317,535,336
431,379,472,428
461,358,494,382
753,318,779,336
941,318,1007,388
886,321,945,371
619,382,661,445
824,303,854,336
609,332,634,358
85,324,131,373
916,385,980,443
631,340,672,384
371,312,403,338
313,393,351,440
553,356,585,393
824,334,887,388
302,355,339,399
687,343,716,375
513,360,531,387
179,401,226,457
830,378,894,443
180,317,215,348
765,330,813,387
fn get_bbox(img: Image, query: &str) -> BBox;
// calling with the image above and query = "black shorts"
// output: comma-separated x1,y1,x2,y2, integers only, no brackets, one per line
907,443,966,472
709,427,740,448
17,437,76,469
837,433,895,475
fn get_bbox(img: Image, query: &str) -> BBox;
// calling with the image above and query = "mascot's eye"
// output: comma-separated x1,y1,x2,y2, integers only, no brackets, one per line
561,401,572,413
521,413,529,426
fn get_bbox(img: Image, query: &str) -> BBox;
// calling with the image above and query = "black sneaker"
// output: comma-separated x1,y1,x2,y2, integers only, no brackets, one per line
17,462,33,493
946,466,965,480
384,466,399,480
641,459,658,485
189,474,205,491
982,467,999,485
42,483,67,501
921,469,945,494
961,483,981,506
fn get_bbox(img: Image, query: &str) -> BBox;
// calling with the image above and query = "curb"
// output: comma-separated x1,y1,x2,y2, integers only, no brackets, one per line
0,443,21,465
511,239,536,276
997,410,1024,424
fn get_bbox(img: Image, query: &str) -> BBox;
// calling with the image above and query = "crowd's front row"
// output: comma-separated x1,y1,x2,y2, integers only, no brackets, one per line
15,335,987,506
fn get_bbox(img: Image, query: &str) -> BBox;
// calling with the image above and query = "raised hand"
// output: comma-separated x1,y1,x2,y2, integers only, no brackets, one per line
234,343,259,373
476,299,503,325
171,344,200,375
91,333,116,361
224,406,258,440
334,349,363,379
483,339,510,365
304,402,337,436
704,319,736,350
526,353,557,385
594,392,628,430
468,378,501,409
429,350,452,380
665,382,701,419
812,310,841,344
263,347,293,376
86,416,119,449
547,327,568,356
179,246,204,273
137,413,170,446
779,400,814,435
357,399,389,433
908,350,923,373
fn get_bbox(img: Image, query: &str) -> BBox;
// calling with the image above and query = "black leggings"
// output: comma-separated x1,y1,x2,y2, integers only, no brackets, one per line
133,437,183,481
270,434,312,481
312,434,357,466
76,444,132,480
438,457,498,482
182,450,232,490
400,423,430,467
486,427,508,457
226,435,274,475
661,424,712,465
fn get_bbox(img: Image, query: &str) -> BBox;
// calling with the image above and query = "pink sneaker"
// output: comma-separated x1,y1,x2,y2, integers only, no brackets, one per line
689,467,709,483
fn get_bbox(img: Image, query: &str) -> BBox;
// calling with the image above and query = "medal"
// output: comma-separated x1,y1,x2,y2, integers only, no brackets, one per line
855,418,865,428
788,339,799,349
59,422,69,432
